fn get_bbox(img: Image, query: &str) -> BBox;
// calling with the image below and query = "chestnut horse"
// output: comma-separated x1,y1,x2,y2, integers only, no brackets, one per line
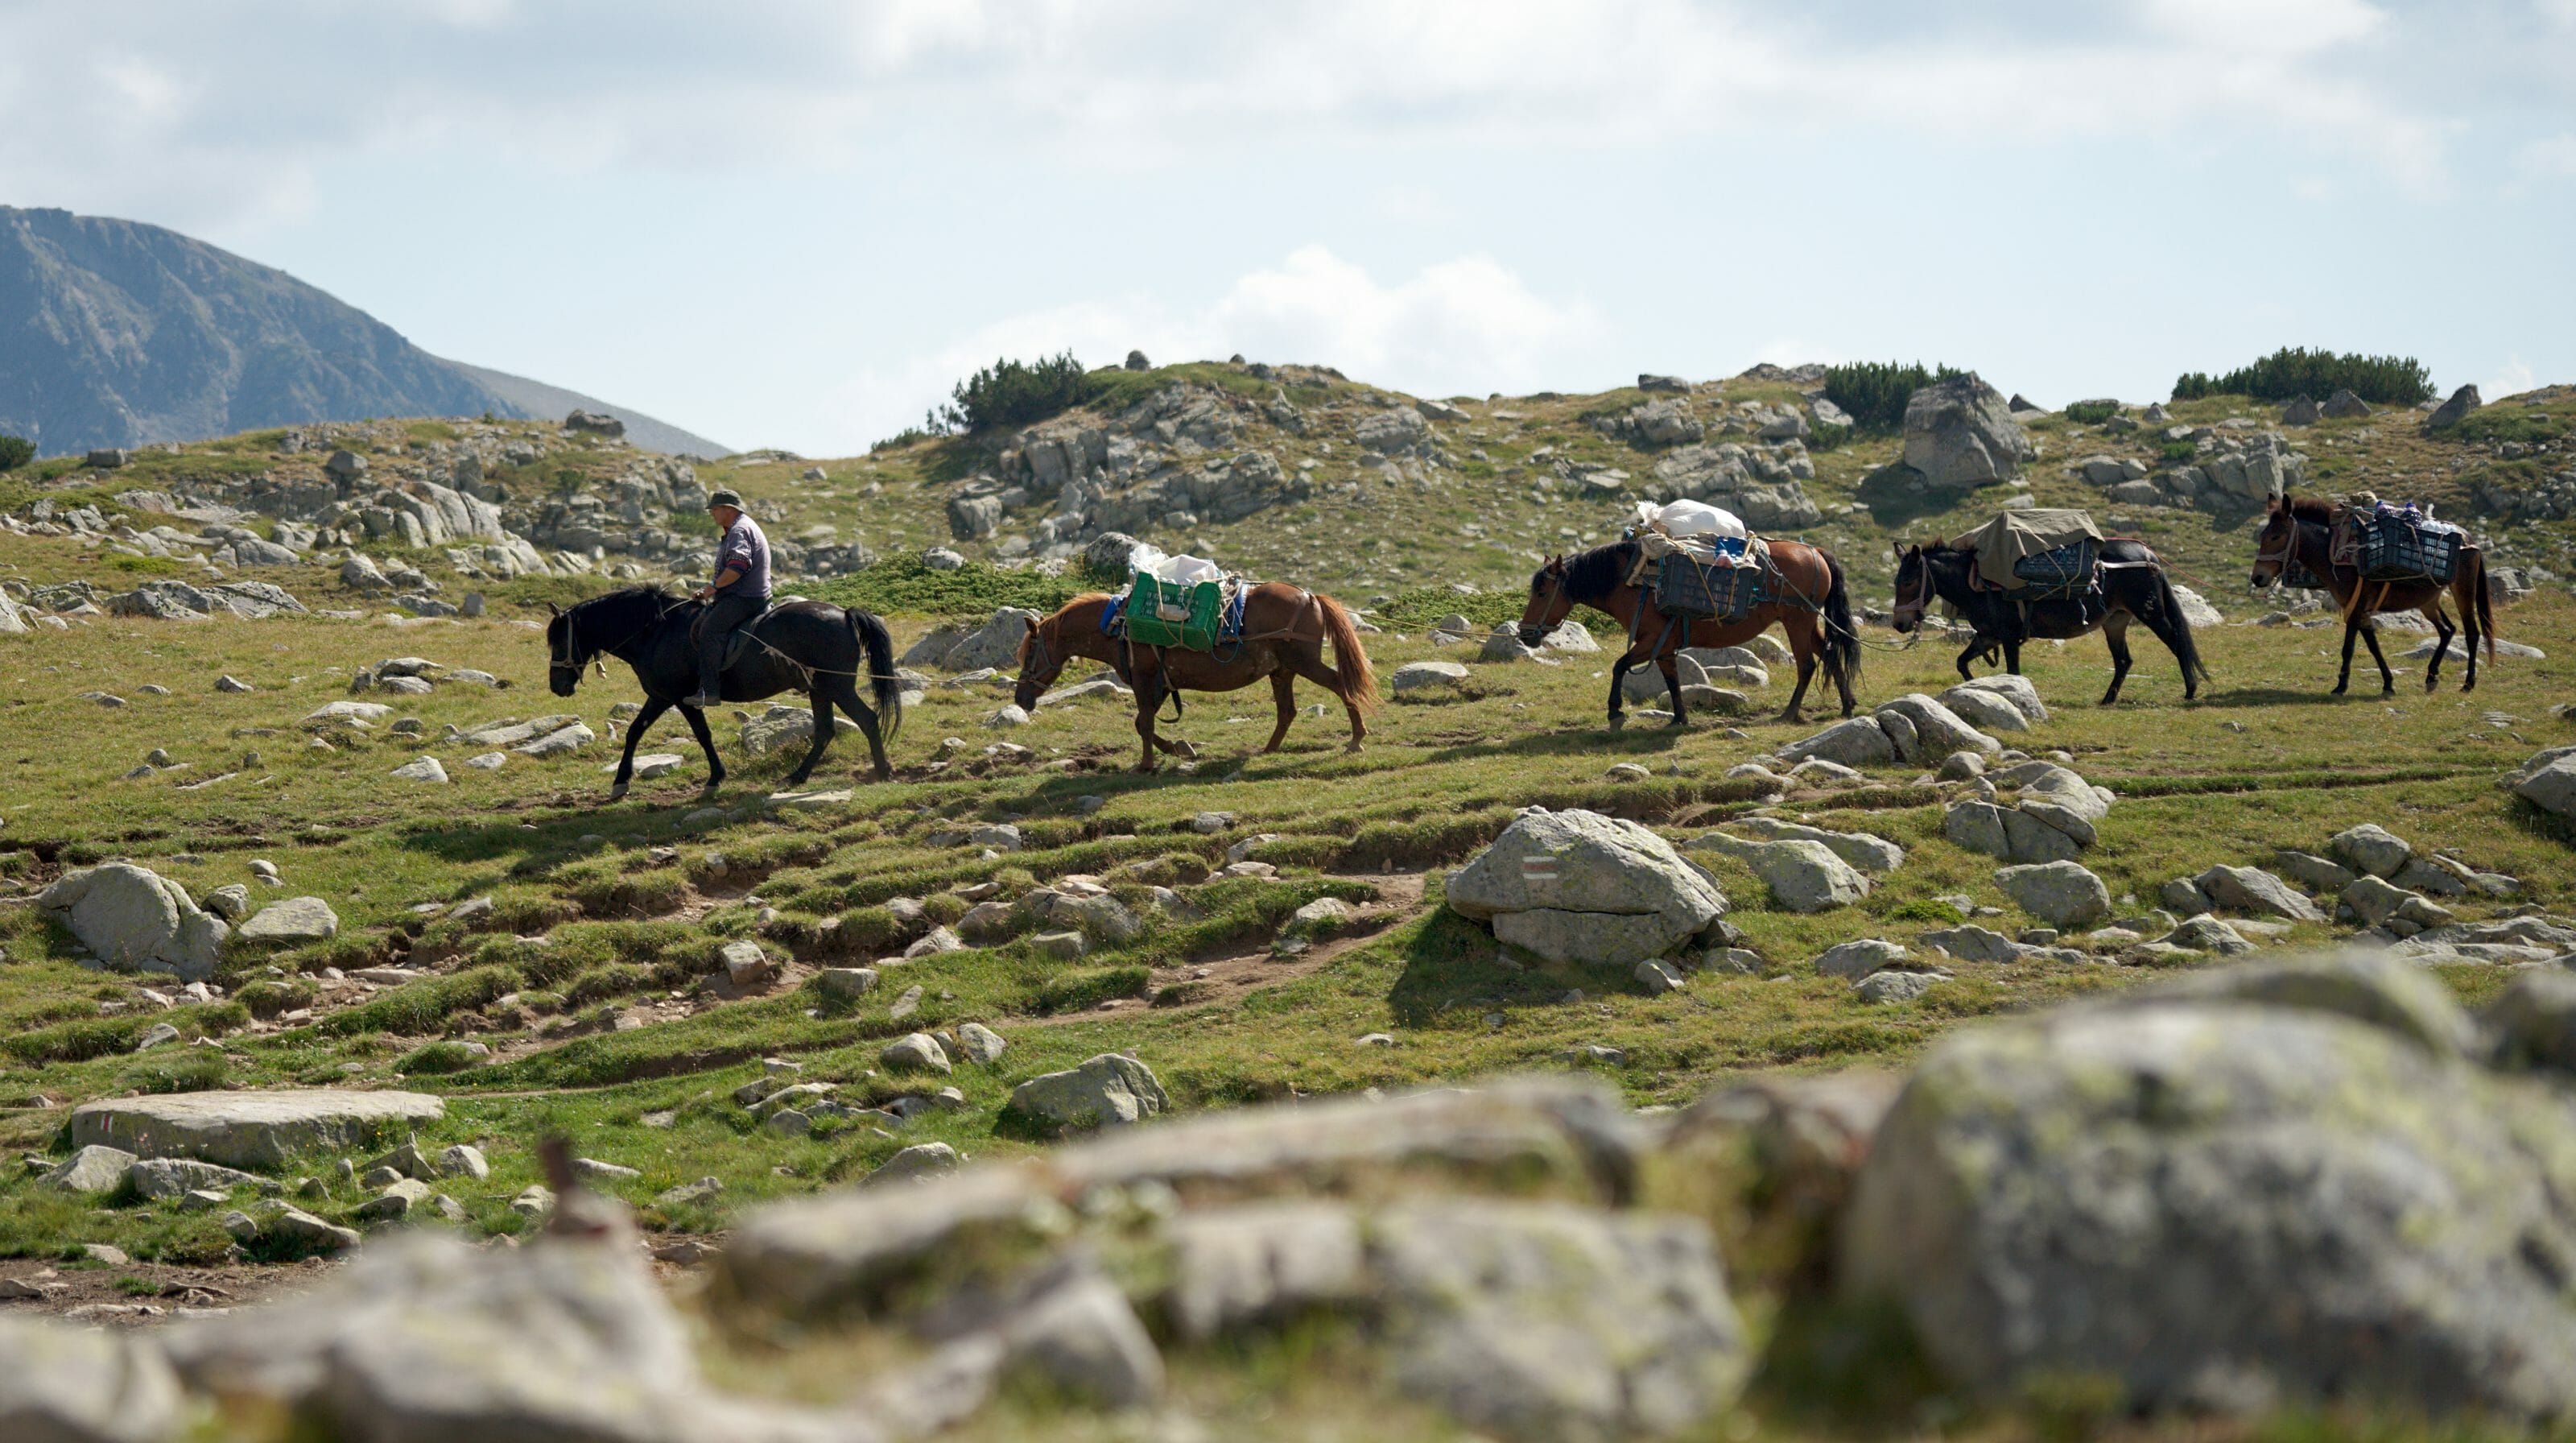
1516,537,1860,727
2251,494,2496,694
1015,582,1378,772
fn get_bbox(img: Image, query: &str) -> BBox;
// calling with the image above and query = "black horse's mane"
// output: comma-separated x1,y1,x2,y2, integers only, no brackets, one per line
1544,538,1641,602
2284,494,2337,524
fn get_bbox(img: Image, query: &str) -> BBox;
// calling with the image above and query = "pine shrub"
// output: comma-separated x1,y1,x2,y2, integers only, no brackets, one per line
2170,348,2432,405
937,352,1105,433
1821,362,1963,432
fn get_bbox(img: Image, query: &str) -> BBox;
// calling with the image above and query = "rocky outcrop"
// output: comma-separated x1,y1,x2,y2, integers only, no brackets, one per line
1447,808,1727,965
1896,373,2033,492
68,1090,445,1169
2425,383,2482,431
36,862,229,982
1843,953,2576,1421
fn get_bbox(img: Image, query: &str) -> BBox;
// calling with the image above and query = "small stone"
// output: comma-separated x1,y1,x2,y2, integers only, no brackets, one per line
881,1032,952,1074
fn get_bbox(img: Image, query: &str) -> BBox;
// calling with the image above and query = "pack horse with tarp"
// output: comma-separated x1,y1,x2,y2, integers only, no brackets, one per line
1012,548,1380,773
1890,507,2211,705
1516,501,1864,728
2251,492,2495,695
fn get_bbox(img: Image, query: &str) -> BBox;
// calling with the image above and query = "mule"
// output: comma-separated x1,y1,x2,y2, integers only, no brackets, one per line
1891,537,2208,704
1516,537,1861,727
546,586,902,798
2251,494,2495,695
1014,582,1377,772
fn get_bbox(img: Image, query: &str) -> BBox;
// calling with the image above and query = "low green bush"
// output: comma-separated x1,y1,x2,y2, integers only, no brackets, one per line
2171,347,2432,405
1821,361,1963,432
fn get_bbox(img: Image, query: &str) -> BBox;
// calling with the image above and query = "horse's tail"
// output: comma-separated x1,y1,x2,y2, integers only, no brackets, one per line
1318,594,1379,713
1819,548,1862,688
850,606,904,741
2472,550,2498,662
2156,566,2214,683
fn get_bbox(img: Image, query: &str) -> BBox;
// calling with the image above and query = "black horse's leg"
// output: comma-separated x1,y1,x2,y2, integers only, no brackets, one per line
679,704,724,794
2423,604,2452,693
1955,635,1984,684
2099,610,2133,705
2333,613,2361,694
2132,603,2199,701
782,685,836,786
1661,652,1686,728
609,696,671,801
827,676,892,780
1606,649,1637,731
2359,623,2394,696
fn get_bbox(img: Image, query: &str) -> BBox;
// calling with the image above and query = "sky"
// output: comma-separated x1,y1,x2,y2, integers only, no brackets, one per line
2,0,2570,456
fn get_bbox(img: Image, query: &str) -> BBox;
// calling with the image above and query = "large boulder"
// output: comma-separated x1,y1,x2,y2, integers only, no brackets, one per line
2326,823,2413,879
1777,716,1895,768
1447,808,1728,964
1842,953,2576,1420
1900,373,2034,491
36,862,229,982
1993,861,2109,928
940,607,1043,672
1872,693,1999,762
2195,864,2326,923
237,897,341,944
68,1090,445,1169
1690,835,1869,913
0,1315,185,1442
2507,746,2576,820
1945,673,2047,724
2424,383,2481,431
1942,801,2082,865
1722,818,1904,873
1007,1053,1170,1134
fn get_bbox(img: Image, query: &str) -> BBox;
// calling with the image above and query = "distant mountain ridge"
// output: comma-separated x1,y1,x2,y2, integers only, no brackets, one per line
0,205,726,457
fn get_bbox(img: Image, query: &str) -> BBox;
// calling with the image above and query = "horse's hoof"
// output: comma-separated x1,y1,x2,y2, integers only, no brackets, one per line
607,784,629,803
1170,740,1198,759
1607,714,1626,732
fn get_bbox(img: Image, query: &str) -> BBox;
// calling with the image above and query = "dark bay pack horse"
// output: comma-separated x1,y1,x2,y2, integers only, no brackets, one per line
1015,582,1377,772
547,586,902,798
1891,537,2208,704
1517,537,1860,728
2251,494,2496,694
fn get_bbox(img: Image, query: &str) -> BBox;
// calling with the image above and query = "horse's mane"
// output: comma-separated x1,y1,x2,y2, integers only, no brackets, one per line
1549,538,1640,600
577,584,679,610
2284,494,2336,524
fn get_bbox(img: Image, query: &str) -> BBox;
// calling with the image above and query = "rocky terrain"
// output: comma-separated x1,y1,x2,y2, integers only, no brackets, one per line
1,355,2574,1440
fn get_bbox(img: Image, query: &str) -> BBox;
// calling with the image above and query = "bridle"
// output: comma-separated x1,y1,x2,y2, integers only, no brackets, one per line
2252,511,2306,579
1018,618,1061,693
1521,562,1573,643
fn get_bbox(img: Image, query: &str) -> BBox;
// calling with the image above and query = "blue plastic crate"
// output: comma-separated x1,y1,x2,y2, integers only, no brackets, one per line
2351,514,2462,585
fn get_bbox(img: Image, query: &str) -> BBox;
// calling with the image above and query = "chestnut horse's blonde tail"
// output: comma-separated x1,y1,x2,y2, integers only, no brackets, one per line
1318,594,1380,713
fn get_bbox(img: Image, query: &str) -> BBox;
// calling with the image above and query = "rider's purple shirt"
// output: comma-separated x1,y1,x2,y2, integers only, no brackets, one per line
716,514,772,601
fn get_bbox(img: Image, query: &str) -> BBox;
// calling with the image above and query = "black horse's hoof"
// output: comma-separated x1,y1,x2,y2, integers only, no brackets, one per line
607,784,629,803
1607,713,1626,733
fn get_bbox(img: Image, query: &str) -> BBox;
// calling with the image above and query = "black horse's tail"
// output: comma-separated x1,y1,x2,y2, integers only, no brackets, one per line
2156,567,2214,683
850,607,904,741
1822,550,1862,688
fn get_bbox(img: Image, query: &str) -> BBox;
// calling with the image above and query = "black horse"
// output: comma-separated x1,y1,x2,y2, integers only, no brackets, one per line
1890,539,2209,704
545,586,902,799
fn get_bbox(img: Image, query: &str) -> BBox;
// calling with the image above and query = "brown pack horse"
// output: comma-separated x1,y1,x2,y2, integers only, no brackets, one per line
2252,494,2496,694
1016,582,1379,771
1517,536,1861,727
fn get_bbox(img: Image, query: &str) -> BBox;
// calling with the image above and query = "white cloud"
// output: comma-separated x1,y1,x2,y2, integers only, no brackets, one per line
2140,0,2388,54
821,246,1595,454
2485,355,2536,400
2517,133,2576,177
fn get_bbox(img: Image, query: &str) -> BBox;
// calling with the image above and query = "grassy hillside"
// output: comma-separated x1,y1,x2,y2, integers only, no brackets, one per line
0,362,2571,1437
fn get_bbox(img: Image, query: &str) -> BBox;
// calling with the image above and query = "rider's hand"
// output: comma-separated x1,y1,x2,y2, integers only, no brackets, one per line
695,585,716,601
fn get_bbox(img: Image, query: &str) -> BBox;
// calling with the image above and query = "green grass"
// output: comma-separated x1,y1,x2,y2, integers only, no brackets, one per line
0,369,2570,1441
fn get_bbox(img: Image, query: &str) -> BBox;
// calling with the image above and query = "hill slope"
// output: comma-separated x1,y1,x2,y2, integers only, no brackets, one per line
442,358,731,458
0,205,720,457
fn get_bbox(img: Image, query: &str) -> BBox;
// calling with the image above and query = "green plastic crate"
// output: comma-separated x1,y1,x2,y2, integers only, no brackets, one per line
1124,572,1222,651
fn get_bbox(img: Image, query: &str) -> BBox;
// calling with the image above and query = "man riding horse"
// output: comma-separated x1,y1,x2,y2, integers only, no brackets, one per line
687,488,769,708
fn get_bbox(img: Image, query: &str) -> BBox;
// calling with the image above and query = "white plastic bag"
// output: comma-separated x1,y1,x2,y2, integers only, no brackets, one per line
1651,499,1744,540
1150,552,1222,585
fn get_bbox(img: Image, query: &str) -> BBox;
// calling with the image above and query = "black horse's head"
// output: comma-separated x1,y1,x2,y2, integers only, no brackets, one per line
546,603,585,698
1890,543,1933,634
1517,555,1572,647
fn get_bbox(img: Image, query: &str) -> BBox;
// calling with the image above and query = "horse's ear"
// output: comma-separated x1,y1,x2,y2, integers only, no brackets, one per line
1023,614,1039,633
547,602,562,617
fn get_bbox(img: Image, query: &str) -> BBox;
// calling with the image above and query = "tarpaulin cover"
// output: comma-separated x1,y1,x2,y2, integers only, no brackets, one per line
1948,508,2105,591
